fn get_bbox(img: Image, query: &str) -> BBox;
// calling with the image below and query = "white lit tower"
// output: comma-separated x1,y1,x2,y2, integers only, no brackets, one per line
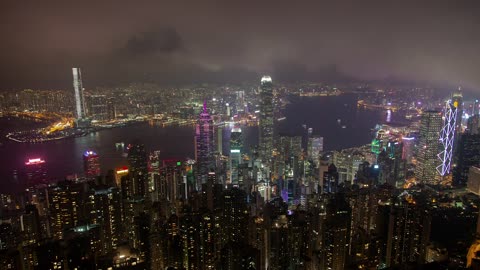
259,76,274,162
437,99,458,178
73,68,86,119
72,67,90,127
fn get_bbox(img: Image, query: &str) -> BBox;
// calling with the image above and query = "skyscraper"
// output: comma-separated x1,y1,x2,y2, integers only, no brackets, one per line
259,76,274,162
25,158,47,186
437,99,457,177
322,194,351,270
83,150,101,179
308,135,324,165
452,88,463,131
127,142,148,198
87,186,122,255
72,67,86,120
195,101,215,186
48,181,83,240
415,110,442,184
229,127,243,185
474,99,480,116
401,136,415,163
453,134,480,186
107,97,116,120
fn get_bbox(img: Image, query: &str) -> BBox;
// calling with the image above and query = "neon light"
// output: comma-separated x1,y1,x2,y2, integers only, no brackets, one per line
261,76,272,83
26,158,45,165
84,150,98,157
437,100,457,176
116,169,128,174
402,137,415,140
230,149,241,153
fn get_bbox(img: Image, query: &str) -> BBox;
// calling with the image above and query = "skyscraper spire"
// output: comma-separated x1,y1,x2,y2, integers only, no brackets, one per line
203,100,207,113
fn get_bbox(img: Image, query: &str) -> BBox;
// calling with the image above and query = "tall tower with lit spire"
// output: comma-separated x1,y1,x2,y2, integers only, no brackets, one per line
437,99,458,178
452,87,463,132
259,76,274,162
195,101,215,186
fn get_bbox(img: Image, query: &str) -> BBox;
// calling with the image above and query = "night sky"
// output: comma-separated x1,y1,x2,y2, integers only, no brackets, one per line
1,1,479,89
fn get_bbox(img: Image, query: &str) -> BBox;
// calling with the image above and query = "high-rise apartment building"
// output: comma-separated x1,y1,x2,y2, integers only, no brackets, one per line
87,186,122,255
127,142,148,198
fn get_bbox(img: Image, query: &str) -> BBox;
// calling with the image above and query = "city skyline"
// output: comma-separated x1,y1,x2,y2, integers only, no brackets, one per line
2,2,480,269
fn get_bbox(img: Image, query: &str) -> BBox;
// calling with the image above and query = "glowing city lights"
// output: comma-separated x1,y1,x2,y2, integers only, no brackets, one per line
25,158,46,165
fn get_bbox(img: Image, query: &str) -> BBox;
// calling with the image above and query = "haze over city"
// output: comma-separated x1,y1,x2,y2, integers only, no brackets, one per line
1,1,480,89
2,1,480,270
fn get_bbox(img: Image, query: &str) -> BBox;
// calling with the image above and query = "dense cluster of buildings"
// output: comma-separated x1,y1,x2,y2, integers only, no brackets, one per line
1,73,480,269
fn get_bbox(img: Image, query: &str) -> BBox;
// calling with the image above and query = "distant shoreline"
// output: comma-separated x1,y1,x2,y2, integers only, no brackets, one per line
4,118,147,144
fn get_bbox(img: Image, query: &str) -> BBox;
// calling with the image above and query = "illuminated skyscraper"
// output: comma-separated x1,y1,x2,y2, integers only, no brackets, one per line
474,99,480,116
415,110,442,184
259,76,274,161
25,158,47,186
222,188,248,245
195,101,215,185
229,127,243,185
107,97,116,120
88,186,122,255
452,88,463,130
236,90,246,113
402,136,415,163
21,204,41,246
72,68,86,120
127,142,148,198
382,198,431,267
437,100,457,177
307,135,324,165
453,134,480,186
322,194,351,270
48,181,83,240
115,166,129,187
83,150,101,179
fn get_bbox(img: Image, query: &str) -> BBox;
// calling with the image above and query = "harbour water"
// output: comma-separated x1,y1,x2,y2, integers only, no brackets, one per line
0,94,404,192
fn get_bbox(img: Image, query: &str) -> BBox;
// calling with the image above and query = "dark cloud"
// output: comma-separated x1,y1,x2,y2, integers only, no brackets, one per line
124,27,184,56
1,1,480,90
